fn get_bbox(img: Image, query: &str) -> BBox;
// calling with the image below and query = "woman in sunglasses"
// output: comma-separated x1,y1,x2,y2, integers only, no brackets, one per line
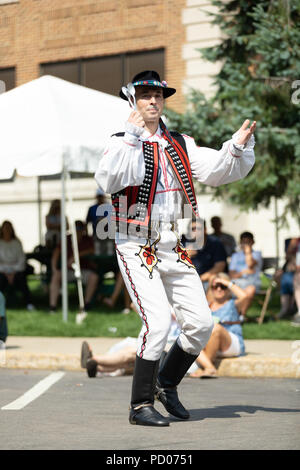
189,273,247,378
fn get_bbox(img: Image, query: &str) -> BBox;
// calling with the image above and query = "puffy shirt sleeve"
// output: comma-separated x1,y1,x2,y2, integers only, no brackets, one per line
95,122,146,194
183,132,255,187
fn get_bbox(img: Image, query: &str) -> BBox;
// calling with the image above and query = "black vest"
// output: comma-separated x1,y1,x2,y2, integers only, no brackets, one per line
111,123,199,237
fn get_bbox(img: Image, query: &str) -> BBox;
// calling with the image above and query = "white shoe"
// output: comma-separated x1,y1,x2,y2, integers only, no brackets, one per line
291,313,300,327
121,308,131,315
26,303,35,311
76,312,88,325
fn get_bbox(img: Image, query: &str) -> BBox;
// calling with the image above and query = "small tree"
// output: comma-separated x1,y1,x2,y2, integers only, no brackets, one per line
166,0,300,227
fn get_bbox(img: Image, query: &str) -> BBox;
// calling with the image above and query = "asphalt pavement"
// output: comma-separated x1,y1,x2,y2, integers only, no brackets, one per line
1,369,300,451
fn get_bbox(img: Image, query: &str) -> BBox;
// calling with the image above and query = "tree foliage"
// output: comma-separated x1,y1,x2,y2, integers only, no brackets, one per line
166,0,300,227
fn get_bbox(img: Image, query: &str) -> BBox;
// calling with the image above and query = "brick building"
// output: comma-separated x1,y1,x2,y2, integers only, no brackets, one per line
0,0,221,112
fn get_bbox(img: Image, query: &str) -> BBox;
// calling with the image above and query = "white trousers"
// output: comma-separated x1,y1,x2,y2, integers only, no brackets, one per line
116,229,214,361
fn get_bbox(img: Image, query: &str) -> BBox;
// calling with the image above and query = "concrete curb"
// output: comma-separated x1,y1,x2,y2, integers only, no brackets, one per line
1,337,300,378
2,353,300,379
217,356,300,378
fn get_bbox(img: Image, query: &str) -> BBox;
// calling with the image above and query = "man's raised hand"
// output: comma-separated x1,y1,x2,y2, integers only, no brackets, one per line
128,110,145,129
236,119,256,145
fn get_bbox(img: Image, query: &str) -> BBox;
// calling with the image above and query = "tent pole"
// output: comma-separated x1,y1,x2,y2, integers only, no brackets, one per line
37,176,42,246
66,172,86,314
36,176,43,276
61,164,68,322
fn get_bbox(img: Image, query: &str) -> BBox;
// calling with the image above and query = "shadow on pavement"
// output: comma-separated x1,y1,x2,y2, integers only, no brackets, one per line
168,405,300,422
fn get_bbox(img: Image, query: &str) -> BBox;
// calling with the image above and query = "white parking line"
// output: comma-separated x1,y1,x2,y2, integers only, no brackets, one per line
1,371,65,410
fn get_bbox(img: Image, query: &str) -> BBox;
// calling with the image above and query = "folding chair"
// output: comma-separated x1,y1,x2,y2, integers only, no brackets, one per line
256,257,279,324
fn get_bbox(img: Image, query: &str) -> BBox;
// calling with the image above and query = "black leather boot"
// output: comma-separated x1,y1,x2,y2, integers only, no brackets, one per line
155,341,197,420
129,355,169,427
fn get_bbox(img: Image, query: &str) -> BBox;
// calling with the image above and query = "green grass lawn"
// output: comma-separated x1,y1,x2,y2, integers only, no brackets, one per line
3,276,300,340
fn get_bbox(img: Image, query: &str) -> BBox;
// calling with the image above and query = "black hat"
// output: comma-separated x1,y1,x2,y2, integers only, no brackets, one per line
119,70,176,101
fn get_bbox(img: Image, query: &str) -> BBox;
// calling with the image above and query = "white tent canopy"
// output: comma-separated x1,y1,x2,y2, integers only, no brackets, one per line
0,75,129,178
0,75,130,321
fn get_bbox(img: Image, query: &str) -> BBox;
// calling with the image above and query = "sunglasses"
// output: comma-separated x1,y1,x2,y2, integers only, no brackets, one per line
212,283,228,291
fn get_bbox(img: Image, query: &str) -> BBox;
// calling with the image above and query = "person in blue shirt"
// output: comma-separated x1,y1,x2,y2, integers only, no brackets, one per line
86,188,108,237
183,219,227,291
189,272,247,378
229,231,262,318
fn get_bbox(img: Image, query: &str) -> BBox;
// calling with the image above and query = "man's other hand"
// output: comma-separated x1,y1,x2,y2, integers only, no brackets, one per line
236,119,256,145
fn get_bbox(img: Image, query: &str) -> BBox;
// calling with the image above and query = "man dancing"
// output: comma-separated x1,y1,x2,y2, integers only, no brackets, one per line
95,70,256,427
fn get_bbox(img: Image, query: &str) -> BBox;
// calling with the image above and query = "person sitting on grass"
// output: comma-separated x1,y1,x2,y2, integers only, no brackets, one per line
229,231,262,319
49,221,99,313
189,273,247,378
183,219,227,292
275,237,300,320
0,220,35,311
210,216,237,258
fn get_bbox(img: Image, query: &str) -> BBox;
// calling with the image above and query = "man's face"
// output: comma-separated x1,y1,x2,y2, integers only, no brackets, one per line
211,217,221,231
240,237,254,249
135,86,164,124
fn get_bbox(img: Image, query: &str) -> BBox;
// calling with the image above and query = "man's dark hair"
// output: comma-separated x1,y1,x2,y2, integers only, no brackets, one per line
240,231,254,240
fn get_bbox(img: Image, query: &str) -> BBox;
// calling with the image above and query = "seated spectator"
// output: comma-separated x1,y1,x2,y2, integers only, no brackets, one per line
229,231,262,318
45,199,69,249
49,221,99,313
291,266,300,326
86,189,116,261
189,273,247,378
210,216,237,257
86,188,108,238
276,237,300,320
0,221,34,310
183,219,227,291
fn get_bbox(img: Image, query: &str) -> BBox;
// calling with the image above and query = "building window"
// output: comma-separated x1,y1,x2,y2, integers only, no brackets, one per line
40,60,79,85
0,67,15,92
82,55,123,96
124,49,164,84
40,49,164,96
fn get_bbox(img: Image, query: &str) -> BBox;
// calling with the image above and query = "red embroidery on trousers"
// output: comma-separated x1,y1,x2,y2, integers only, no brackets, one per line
115,246,149,358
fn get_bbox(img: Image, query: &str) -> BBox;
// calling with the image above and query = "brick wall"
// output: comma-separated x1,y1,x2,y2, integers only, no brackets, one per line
0,0,187,112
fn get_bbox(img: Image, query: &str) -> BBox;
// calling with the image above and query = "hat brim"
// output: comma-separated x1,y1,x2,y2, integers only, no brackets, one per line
119,85,176,101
